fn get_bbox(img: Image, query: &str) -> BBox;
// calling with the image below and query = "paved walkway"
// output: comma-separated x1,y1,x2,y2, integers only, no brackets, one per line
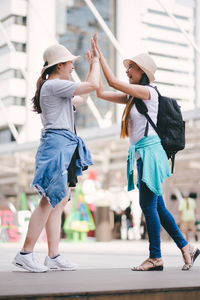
0,240,200,299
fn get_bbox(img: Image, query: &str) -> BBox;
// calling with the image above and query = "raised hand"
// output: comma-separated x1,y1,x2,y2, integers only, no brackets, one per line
91,37,100,59
86,50,92,65
92,33,102,58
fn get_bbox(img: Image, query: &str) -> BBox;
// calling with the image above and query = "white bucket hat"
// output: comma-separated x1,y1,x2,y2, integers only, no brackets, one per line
42,44,80,73
123,53,157,82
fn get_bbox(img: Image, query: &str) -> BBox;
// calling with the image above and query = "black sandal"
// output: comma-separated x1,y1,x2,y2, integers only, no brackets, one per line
131,258,164,271
182,245,200,271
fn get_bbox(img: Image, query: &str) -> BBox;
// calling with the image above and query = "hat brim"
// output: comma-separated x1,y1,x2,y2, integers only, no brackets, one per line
123,58,155,83
42,55,80,73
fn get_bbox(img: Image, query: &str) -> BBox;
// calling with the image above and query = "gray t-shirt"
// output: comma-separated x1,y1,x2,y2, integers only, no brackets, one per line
40,79,78,132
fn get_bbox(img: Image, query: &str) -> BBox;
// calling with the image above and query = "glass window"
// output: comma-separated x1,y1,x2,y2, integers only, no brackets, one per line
0,44,9,55
15,15,27,26
0,69,14,81
14,69,24,79
13,42,26,52
1,15,27,27
0,128,15,144
59,0,117,129
1,96,26,106
0,69,24,81
142,0,195,105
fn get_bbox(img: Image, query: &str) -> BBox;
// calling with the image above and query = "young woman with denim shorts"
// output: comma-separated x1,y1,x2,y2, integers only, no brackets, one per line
93,34,200,271
13,39,100,272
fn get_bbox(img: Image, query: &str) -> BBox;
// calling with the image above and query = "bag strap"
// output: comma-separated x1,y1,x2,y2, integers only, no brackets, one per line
134,98,160,137
171,153,175,173
134,94,175,173
73,105,77,135
144,120,149,137
143,111,160,136
148,84,161,96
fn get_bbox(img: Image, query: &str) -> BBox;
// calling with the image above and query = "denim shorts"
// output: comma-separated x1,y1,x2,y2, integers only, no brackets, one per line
32,129,92,208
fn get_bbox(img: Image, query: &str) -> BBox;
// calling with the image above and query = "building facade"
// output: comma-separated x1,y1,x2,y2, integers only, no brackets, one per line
0,0,200,208
0,0,199,144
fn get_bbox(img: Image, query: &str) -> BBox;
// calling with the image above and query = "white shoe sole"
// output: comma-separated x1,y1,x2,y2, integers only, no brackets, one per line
12,260,48,273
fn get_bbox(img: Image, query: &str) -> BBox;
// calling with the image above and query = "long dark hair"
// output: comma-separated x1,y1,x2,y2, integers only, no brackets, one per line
31,65,57,113
120,73,150,138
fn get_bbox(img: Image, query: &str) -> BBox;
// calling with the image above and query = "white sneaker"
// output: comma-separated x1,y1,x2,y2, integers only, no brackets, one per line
44,255,78,271
13,252,48,273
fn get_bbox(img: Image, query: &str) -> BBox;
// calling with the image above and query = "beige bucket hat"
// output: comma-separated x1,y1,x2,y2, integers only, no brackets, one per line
42,44,80,73
123,53,157,82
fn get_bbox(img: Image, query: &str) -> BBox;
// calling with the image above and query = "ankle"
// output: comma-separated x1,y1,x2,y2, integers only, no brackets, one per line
50,254,60,259
22,248,33,253
181,244,189,254
48,251,59,257
149,257,163,264
150,257,162,261
20,251,32,255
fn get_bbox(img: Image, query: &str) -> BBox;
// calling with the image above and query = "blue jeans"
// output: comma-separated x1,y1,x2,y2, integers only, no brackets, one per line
137,158,187,258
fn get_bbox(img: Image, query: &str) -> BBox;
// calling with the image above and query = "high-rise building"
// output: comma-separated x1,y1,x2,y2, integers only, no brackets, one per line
0,0,199,144
0,0,56,143
0,0,27,143
0,0,199,200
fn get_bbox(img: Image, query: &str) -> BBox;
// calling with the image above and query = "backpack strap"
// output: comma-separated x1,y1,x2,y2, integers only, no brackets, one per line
144,121,149,137
143,111,160,136
134,95,175,174
171,153,175,174
73,105,77,135
138,107,175,173
148,84,160,95
134,98,160,137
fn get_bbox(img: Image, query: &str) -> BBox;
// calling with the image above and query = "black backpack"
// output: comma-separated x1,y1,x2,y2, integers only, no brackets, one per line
134,86,185,173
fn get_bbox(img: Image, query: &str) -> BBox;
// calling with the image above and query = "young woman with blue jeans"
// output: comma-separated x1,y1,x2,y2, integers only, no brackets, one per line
93,34,200,271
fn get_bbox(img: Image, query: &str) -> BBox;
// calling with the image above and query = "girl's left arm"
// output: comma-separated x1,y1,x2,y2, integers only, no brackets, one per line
93,34,150,100
99,55,150,100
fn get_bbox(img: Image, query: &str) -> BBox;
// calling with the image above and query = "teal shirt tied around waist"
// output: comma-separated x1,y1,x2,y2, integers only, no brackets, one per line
127,135,171,195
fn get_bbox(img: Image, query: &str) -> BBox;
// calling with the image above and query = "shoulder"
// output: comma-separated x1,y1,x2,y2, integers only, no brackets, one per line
49,79,78,97
40,80,51,94
41,79,57,91
49,79,76,87
146,85,158,101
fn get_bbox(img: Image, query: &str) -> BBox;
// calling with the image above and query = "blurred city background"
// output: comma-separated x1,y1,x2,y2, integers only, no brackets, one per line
0,0,200,244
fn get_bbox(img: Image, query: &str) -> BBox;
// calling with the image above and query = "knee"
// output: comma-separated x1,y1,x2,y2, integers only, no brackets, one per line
157,202,167,215
141,204,157,216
